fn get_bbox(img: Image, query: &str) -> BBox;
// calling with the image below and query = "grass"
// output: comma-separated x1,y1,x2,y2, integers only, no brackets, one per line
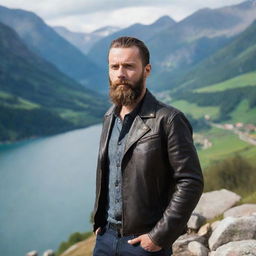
171,100,219,119
59,235,95,256
194,71,256,93
241,191,256,204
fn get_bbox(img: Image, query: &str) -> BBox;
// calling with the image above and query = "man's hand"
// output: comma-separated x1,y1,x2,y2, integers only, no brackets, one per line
128,234,162,252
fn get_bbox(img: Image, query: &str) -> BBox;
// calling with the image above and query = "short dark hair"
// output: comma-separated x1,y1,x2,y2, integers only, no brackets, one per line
109,36,150,66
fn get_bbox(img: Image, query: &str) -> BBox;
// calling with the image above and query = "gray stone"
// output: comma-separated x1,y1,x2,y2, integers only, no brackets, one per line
187,213,206,230
193,189,241,220
214,240,256,255
208,215,256,251
224,204,256,218
26,251,37,256
188,241,209,256
173,234,206,254
43,250,54,256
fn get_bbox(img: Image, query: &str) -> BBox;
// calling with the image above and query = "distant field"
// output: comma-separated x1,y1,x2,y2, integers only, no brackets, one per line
197,127,256,169
171,100,219,119
194,71,256,93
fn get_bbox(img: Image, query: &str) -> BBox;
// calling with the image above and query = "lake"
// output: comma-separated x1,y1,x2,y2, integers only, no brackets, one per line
0,124,102,256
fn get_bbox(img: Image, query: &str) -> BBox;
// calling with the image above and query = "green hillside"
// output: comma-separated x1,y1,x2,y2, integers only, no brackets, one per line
0,22,107,142
182,71,256,124
195,71,256,93
170,59,256,122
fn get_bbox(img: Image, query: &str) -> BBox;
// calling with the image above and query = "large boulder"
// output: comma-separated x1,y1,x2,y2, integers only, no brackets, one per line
193,189,241,220
173,234,206,255
208,215,256,251
214,240,256,255
224,204,256,218
188,241,209,256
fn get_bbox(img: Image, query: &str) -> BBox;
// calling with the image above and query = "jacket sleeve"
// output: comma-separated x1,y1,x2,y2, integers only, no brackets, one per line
148,112,204,248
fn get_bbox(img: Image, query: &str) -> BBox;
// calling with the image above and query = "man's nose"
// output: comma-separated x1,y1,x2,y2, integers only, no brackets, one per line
117,66,126,79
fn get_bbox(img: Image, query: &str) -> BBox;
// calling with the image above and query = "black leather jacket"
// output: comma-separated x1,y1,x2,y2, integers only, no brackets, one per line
93,90,204,248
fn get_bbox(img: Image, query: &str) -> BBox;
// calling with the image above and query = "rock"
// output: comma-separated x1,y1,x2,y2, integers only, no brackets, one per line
187,213,206,230
43,250,54,256
208,252,216,256
208,215,256,251
198,223,211,237
172,251,192,256
173,233,206,254
214,240,256,255
193,189,241,220
210,221,220,232
188,241,209,256
26,251,37,256
224,203,256,218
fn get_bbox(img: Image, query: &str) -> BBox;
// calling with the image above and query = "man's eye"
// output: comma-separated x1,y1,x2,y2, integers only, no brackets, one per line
111,65,119,69
125,64,133,68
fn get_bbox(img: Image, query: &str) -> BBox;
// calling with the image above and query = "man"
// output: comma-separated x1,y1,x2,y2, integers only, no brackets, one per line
92,36,203,256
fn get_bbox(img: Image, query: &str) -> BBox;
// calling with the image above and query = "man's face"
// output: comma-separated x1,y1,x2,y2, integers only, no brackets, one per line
108,46,151,106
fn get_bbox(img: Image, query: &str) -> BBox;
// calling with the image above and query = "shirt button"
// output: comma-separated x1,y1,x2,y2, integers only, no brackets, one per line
115,199,119,203
115,181,119,187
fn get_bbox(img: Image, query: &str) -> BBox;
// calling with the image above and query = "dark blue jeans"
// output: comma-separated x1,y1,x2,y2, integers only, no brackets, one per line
93,226,172,256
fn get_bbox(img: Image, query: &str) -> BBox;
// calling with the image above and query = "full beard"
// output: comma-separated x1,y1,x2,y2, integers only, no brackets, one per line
109,75,144,107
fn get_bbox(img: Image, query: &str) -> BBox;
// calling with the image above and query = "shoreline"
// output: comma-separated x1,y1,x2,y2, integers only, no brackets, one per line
0,122,102,147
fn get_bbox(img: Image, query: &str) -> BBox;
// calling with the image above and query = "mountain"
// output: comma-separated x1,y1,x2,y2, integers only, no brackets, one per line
87,15,176,68
163,20,256,123
87,1,256,91
53,25,120,54
171,20,256,91
0,5,106,91
0,22,107,142
148,0,256,59
148,0,256,73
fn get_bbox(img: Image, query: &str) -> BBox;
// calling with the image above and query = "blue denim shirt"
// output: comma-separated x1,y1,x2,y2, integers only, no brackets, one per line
107,103,142,224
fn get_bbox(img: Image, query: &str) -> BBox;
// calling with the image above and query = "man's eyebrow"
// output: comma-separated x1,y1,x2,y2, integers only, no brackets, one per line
109,61,136,66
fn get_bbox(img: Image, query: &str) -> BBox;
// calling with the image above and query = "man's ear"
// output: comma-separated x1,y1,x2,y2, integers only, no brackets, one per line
144,64,151,77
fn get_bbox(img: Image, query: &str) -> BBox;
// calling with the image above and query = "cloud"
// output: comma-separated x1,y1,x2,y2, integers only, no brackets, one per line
0,0,245,32
46,5,190,32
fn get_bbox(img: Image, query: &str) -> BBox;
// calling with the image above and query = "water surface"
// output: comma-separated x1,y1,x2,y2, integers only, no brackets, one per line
0,124,102,256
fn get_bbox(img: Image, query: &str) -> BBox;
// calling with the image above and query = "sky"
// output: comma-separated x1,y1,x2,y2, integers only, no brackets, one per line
0,0,246,33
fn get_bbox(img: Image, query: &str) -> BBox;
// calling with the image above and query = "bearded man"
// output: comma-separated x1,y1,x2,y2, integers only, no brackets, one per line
92,36,204,256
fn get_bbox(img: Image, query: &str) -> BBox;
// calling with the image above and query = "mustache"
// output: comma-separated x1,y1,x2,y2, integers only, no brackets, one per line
111,79,132,87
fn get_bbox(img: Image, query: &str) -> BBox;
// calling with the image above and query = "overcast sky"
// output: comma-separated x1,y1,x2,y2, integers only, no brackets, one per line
0,0,246,32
